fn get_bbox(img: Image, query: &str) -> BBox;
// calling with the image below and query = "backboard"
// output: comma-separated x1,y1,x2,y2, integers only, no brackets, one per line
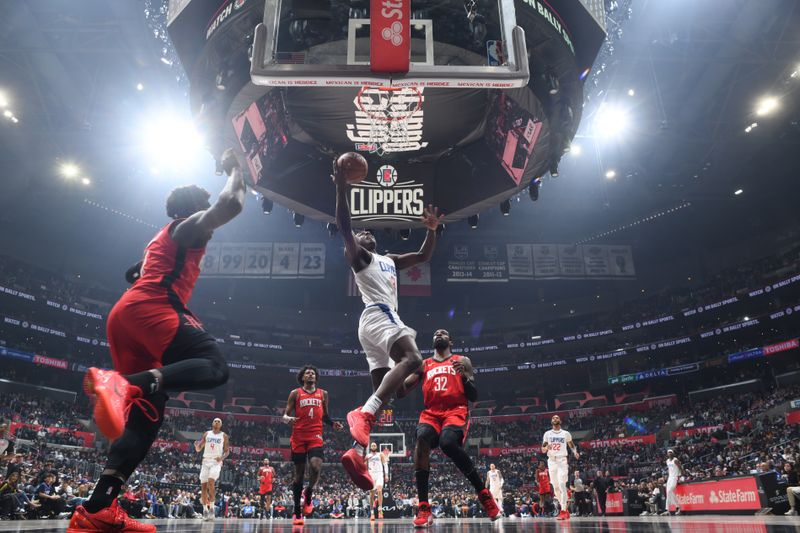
250,0,529,88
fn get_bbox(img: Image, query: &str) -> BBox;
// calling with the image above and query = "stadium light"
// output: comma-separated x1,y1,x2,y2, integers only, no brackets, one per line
399,228,411,240
0,92,7,107
2,110,11,118
594,104,630,139
261,197,273,214
136,83,144,91
81,177,91,186
570,144,582,156
755,96,778,116
500,199,511,216
627,88,635,96
140,115,206,171
468,214,479,229
293,212,304,227
60,163,80,179
605,169,617,179
734,189,743,195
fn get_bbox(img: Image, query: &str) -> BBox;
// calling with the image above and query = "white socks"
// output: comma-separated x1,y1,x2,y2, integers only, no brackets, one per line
362,394,382,415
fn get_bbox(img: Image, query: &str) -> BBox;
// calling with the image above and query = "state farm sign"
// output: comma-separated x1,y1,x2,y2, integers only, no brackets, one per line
673,476,762,512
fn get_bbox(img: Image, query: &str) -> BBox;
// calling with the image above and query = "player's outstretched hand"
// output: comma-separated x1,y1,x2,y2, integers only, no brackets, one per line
331,159,346,186
420,204,444,231
333,421,344,431
220,148,240,175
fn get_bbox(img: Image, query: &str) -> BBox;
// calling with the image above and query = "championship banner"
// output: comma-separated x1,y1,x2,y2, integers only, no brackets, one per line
506,244,534,279
557,244,585,277
504,243,635,279
579,435,656,449
582,245,611,276
533,244,560,278
398,263,431,296
673,476,762,513
606,245,636,277
201,241,324,279
446,244,508,282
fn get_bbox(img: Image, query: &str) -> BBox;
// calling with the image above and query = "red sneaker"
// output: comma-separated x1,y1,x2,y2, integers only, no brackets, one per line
292,515,304,526
341,448,374,490
303,490,313,516
478,488,501,521
67,500,155,533
346,408,375,447
413,502,434,528
84,368,158,441
556,509,569,520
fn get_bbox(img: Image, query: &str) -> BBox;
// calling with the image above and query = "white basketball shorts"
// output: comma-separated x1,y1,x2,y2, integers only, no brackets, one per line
199,459,222,483
358,304,416,372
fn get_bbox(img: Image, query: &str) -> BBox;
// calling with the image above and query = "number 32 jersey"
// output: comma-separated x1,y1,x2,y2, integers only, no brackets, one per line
293,387,324,438
421,356,467,411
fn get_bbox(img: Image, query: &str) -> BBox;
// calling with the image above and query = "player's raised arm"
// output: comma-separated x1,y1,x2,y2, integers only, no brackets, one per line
172,149,246,248
322,390,344,431
333,162,370,271
396,369,423,398
387,205,443,271
283,389,298,425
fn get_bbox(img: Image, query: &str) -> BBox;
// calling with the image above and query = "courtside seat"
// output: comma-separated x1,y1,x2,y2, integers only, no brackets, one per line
556,400,582,410
498,405,524,415
471,407,493,417
473,400,497,409
582,397,608,408
614,392,648,404
179,392,216,409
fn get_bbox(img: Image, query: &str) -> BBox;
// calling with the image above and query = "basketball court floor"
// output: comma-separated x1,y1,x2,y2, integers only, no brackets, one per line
0,516,796,532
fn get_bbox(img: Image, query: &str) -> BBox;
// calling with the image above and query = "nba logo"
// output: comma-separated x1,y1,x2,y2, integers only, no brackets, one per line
376,165,398,188
486,40,505,66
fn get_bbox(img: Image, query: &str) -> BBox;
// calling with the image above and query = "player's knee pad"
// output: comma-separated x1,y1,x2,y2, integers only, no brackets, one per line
416,424,439,449
438,428,464,455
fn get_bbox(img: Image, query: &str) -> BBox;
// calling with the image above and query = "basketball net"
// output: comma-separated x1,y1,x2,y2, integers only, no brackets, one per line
355,86,426,156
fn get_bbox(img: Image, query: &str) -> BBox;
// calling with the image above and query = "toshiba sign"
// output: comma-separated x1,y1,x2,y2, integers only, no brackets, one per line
673,477,762,512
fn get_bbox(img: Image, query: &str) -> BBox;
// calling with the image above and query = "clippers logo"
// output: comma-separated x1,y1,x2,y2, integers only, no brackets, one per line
382,21,404,46
377,165,398,187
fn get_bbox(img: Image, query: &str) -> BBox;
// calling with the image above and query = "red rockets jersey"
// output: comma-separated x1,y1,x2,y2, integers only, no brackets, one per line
293,387,324,436
421,355,467,411
537,469,552,494
131,220,206,308
258,466,274,486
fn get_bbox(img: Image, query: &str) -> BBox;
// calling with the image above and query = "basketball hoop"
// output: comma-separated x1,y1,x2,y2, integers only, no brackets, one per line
354,86,425,155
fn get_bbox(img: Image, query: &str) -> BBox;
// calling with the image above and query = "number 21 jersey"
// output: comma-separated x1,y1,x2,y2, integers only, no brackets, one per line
421,356,467,411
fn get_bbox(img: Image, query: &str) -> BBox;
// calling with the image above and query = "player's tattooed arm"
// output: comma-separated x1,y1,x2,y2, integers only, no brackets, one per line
388,205,444,270
220,433,230,462
396,370,423,398
283,389,298,425
322,390,344,430
333,160,370,272
194,431,206,453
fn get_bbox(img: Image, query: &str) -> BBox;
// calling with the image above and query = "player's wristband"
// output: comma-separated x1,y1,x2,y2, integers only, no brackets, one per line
462,377,478,401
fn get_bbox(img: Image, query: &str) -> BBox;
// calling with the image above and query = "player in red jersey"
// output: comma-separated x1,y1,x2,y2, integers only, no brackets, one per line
258,458,275,519
398,329,501,527
536,461,554,517
283,365,343,526
68,150,246,533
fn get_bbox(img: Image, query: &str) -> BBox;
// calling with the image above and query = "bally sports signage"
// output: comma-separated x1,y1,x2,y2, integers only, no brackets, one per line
350,164,427,223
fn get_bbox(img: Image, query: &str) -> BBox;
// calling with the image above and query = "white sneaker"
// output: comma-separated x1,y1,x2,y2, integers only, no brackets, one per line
202,506,210,521
785,509,798,516
660,511,670,516
639,511,649,516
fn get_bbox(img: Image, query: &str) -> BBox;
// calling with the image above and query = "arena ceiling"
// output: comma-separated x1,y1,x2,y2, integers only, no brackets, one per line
0,0,799,287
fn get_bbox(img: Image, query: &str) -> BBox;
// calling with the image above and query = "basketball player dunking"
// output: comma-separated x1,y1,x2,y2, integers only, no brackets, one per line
542,415,579,520
68,149,245,533
283,365,343,526
332,161,443,489
486,463,504,505
366,442,388,520
193,417,229,521
398,329,501,527
258,458,275,519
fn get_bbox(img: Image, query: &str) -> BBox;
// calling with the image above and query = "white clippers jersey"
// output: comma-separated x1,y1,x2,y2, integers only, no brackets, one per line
202,431,225,460
354,253,398,311
543,429,572,459
667,458,680,479
488,470,502,487
367,452,384,474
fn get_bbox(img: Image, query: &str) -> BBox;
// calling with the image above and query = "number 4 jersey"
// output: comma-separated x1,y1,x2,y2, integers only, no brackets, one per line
292,387,324,443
